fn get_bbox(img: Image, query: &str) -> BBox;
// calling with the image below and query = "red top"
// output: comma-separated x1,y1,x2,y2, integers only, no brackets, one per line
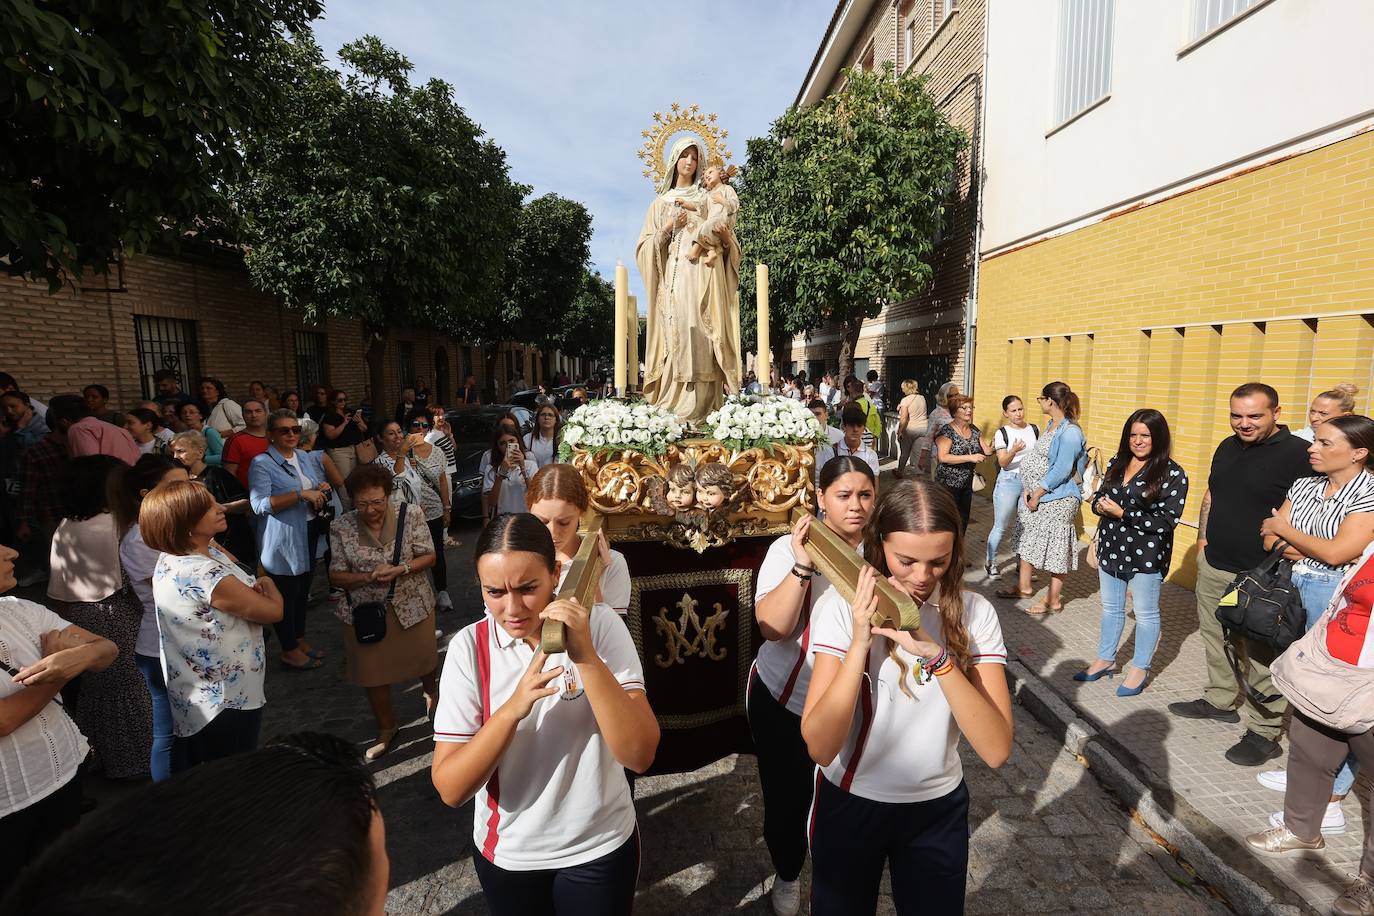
223,433,270,490
1328,553,1374,666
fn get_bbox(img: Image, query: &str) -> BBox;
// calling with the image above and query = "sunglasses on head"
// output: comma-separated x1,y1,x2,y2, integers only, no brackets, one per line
273,425,302,435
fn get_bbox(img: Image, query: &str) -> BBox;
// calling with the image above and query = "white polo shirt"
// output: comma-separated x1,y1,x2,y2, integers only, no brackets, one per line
752,534,859,716
810,587,1006,804
434,603,646,871
828,441,880,477
557,548,631,616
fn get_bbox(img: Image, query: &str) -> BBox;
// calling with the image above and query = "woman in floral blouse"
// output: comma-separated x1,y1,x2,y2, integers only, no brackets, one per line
143,480,283,773
329,463,438,761
1077,409,1188,696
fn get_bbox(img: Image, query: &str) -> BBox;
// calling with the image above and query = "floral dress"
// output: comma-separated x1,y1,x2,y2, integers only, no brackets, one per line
151,548,265,737
1015,421,1080,575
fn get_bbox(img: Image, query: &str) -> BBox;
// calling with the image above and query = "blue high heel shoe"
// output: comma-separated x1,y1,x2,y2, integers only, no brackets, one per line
1116,676,1149,697
1072,666,1116,682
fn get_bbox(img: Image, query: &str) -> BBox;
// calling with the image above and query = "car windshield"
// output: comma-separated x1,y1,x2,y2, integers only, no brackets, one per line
448,413,504,442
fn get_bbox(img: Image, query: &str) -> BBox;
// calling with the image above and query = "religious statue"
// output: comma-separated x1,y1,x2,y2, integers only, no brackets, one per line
636,105,742,426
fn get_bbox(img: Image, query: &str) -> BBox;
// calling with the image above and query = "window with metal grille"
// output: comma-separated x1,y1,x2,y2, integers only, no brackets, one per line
396,341,416,392
293,331,329,396
133,316,201,400
1053,0,1115,127
1189,0,1262,42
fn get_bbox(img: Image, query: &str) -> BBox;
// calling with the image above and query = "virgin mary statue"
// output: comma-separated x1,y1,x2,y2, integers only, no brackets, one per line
637,136,741,426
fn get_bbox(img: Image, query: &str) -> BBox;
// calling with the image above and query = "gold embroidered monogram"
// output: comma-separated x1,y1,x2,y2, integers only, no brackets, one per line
652,592,729,668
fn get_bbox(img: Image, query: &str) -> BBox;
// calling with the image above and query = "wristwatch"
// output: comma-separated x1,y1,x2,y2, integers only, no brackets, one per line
403,562,412,575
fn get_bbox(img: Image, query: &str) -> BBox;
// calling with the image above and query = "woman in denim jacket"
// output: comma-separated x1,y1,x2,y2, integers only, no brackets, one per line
996,382,1086,615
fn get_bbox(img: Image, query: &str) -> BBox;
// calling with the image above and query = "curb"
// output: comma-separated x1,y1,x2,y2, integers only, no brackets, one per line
1007,659,1311,915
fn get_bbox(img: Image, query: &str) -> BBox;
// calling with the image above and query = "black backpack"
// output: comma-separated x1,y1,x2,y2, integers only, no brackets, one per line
1214,541,1306,706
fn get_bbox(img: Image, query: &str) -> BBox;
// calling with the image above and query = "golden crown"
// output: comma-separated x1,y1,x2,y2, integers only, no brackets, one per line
638,102,735,186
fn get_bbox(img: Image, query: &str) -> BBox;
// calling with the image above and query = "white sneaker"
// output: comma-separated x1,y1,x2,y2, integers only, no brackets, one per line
770,876,801,916
1257,769,1287,792
1268,802,1346,835
436,590,453,612
15,568,47,588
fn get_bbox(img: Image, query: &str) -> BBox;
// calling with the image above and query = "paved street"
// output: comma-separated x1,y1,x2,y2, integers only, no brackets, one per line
256,520,1229,915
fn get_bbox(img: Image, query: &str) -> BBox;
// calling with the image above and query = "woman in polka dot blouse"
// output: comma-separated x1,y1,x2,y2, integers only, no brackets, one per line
1076,409,1189,696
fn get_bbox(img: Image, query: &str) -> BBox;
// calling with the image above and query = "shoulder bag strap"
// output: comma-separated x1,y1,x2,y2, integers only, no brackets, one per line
386,503,408,602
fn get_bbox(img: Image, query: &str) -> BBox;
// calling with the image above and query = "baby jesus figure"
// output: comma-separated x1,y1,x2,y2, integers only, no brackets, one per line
683,165,738,268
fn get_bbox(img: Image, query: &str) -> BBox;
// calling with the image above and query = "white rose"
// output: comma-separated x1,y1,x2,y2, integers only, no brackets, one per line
564,426,584,446
589,434,605,448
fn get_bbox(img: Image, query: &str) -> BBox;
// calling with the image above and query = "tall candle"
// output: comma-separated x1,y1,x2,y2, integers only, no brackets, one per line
614,262,628,396
628,294,639,393
756,263,770,392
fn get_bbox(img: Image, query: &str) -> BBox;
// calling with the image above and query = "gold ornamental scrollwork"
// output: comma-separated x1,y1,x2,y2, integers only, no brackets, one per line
652,593,729,668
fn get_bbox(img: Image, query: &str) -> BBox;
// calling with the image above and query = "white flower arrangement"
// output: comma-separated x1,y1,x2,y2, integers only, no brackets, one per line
706,395,828,453
558,399,687,461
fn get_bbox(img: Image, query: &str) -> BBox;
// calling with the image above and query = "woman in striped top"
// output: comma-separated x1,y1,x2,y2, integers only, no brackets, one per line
1258,414,1374,836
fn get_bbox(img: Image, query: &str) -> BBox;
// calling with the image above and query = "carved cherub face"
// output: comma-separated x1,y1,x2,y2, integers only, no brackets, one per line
698,484,727,510
667,480,696,510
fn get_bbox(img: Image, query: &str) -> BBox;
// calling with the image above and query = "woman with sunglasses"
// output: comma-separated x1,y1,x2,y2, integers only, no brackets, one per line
526,404,563,469
373,412,452,611
320,389,370,509
248,409,345,670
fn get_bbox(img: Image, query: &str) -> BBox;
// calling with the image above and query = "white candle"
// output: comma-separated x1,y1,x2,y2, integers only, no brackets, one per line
614,262,628,396
756,263,770,392
628,294,639,393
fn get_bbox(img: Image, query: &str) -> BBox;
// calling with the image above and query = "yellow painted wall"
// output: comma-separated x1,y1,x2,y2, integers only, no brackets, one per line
972,131,1374,589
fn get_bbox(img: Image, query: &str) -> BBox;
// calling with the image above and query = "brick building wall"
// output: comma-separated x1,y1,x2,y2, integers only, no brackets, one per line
0,246,499,411
972,130,1374,588
787,0,984,402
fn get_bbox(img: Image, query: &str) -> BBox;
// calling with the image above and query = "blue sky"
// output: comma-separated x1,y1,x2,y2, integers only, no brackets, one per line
311,0,836,310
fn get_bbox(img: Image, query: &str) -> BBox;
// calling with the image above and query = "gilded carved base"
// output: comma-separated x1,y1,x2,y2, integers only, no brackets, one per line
569,440,815,551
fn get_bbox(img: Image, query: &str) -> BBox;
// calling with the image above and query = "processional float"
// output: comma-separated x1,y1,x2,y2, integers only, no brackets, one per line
547,104,919,773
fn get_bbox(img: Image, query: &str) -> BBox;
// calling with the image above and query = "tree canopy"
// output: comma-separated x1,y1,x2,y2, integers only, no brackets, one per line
736,64,966,378
233,34,525,407
488,193,593,352
1,0,321,289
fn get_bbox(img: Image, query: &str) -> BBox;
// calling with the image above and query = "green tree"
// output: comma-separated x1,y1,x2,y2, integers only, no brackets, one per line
495,193,593,350
1,0,321,289
234,35,524,409
561,269,617,364
737,64,966,379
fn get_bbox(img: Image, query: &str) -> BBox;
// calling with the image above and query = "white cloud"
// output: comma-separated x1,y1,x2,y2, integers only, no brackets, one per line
312,0,834,315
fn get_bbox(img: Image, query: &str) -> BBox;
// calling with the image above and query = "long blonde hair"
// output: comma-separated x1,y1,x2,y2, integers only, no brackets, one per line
862,479,971,697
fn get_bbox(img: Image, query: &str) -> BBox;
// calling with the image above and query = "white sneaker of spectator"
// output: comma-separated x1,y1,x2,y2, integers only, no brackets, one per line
1268,803,1346,835
436,590,453,611
1257,769,1287,792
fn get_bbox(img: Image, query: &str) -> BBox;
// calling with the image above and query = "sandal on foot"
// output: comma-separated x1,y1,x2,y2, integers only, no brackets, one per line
994,585,1033,599
279,655,323,671
1023,602,1062,617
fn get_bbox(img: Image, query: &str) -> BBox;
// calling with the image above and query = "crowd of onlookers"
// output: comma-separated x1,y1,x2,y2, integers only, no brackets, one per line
3,361,1372,914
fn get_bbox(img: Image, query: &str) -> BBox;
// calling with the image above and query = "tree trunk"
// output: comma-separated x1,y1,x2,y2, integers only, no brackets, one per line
364,324,389,422
838,316,863,382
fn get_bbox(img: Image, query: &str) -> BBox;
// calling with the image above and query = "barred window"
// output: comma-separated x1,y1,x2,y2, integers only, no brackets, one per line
294,330,329,396
1190,0,1263,41
133,316,201,400
397,340,416,392
1054,0,1115,127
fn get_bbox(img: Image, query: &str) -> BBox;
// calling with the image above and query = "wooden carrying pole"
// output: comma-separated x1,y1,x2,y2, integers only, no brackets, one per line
790,507,923,631
542,514,606,654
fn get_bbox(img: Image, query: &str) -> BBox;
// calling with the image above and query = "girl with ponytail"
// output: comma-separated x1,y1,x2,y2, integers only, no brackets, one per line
801,478,1013,914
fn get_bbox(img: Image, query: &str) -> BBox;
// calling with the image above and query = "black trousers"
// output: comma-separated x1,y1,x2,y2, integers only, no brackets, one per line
746,670,814,881
473,828,639,916
267,518,324,652
0,766,84,891
942,482,973,531
170,707,263,775
810,776,969,915
427,517,448,593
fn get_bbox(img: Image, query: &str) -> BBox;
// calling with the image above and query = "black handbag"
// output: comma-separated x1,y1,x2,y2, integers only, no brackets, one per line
1215,541,1306,706
349,503,409,645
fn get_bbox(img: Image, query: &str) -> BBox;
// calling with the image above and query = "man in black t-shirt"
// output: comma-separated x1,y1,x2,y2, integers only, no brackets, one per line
1168,383,1312,766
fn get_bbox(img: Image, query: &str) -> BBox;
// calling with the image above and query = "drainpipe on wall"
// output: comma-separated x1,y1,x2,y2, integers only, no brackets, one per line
963,0,991,393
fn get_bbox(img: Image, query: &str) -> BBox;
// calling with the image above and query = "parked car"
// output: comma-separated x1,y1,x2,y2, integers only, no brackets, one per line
445,405,534,519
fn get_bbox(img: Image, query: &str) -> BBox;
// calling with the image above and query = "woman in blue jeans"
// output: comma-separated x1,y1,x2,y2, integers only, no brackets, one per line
1075,409,1188,696
986,396,1039,577
1257,413,1374,834
114,454,190,781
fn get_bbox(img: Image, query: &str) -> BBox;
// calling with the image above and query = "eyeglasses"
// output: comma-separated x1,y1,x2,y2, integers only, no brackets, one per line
272,425,302,435
355,498,388,510
410,421,432,430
